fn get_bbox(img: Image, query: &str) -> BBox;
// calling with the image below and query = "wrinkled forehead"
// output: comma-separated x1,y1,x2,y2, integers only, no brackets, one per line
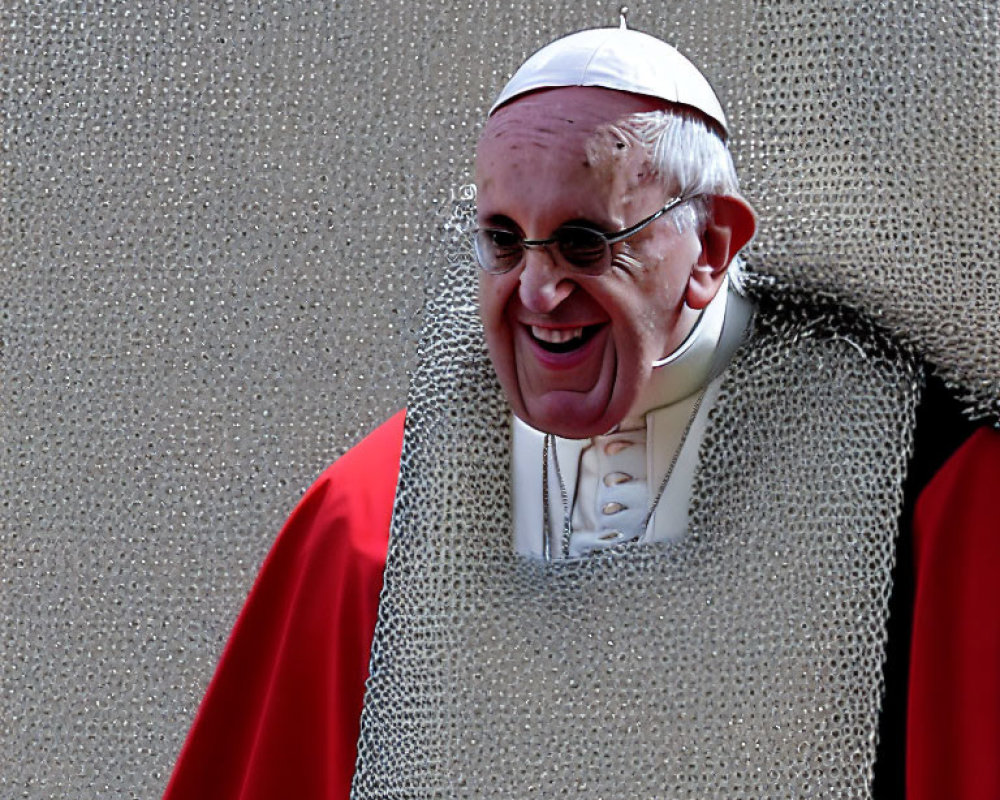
475,86,668,187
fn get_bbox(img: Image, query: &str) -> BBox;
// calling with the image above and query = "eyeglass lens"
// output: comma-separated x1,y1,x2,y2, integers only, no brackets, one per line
475,226,610,275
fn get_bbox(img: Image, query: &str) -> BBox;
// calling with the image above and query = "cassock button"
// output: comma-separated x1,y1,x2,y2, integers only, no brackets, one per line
603,471,633,486
604,440,633,456
602,501,626,515
599,530,623,541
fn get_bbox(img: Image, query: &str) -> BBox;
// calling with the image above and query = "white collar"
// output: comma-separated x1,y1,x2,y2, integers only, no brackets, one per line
618,279,731,429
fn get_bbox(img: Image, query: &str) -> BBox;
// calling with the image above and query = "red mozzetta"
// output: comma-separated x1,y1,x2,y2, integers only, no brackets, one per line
163,410,405,800
909,427,1000,800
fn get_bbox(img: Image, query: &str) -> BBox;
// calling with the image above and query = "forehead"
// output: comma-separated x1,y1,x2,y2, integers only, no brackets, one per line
476,87,667,212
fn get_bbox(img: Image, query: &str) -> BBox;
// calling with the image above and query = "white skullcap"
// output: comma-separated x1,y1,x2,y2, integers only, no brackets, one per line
489,27,728,136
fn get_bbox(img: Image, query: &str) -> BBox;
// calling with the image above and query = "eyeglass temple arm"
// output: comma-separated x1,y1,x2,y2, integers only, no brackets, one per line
604,194,692,245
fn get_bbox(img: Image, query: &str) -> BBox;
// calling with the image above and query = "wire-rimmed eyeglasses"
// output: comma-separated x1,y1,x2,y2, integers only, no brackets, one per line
473,193,699,276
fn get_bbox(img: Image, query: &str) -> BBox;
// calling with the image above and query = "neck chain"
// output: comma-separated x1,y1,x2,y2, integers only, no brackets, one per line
541,384,709,562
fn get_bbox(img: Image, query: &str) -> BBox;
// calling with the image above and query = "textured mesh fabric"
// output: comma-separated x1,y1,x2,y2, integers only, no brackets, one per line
734,2,998,422
354,238,921,796
2,0,995,795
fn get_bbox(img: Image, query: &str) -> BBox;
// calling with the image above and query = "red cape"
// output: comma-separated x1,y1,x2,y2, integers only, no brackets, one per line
164,411,405,800
164,415,1000,799
909,427,1000,799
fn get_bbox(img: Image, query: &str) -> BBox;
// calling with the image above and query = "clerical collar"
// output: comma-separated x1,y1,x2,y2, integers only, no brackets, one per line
616,278,730,430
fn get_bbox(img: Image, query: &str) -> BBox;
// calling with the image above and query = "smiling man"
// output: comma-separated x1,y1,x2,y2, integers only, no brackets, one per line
474,68,756,560
165,24,1000,800
476,87,753,439
475,59,755,559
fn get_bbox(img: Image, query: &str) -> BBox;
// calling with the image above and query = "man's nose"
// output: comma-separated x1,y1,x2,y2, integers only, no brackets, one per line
517,246,575,313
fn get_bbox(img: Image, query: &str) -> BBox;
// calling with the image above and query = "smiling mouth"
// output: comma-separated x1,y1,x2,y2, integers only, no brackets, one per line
529,324,604,354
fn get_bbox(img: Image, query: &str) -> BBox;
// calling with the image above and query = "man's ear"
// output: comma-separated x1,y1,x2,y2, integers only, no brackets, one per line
686,194,757,310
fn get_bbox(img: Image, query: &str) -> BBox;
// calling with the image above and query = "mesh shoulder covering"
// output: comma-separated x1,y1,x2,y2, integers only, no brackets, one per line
352,263,920,798
691,0,999,423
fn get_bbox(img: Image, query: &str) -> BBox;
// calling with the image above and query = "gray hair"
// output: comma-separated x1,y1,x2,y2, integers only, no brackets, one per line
619,108,746,288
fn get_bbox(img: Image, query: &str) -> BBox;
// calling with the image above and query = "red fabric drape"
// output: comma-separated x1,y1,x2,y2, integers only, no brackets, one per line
163,410,404,800
909,427,1000,800
164,415,1000,798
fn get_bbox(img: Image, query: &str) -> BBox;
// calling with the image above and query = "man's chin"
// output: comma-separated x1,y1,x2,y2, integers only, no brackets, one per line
519,391,626,439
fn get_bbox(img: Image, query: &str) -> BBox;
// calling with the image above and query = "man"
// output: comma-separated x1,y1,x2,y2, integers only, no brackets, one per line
165,26,999,800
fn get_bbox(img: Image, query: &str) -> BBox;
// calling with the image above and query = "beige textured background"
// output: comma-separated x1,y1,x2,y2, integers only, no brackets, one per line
2,1,995,797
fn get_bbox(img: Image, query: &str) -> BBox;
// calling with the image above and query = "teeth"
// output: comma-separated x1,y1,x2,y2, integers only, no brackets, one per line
531,326,584,344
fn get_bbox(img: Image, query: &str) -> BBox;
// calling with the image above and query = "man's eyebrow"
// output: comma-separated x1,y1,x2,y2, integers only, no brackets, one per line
478,213,519,230
560,216,608,231
478,213,614,234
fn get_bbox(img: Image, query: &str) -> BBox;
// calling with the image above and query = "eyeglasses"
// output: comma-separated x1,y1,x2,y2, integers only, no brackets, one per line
473,194,697,276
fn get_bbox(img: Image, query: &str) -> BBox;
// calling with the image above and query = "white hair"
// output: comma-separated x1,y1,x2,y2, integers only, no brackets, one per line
618,109,746,288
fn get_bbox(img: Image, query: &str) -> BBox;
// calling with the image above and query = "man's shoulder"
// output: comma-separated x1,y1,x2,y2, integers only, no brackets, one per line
313,409,407,491
916,423,1000,529
277,410,406,567
162,413,406,800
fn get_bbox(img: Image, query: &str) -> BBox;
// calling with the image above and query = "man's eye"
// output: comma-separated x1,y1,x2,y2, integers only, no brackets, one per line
487,230,521,250
557,229,606,264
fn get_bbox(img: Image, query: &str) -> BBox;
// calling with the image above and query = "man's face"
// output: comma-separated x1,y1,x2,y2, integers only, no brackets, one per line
476,87,706,439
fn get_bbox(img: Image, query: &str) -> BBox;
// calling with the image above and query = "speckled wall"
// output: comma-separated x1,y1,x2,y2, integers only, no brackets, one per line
2,1,996,796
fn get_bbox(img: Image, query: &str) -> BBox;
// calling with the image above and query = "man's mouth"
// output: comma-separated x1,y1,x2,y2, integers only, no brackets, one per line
529,324,604,354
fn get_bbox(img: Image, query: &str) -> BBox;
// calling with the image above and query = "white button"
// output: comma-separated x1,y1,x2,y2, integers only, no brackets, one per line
602,501,626,515
603,471,633,486
604,440,633,456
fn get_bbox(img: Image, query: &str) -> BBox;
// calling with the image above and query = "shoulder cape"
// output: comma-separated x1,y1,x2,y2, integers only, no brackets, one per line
164,411,1000,799
163,410,405,800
